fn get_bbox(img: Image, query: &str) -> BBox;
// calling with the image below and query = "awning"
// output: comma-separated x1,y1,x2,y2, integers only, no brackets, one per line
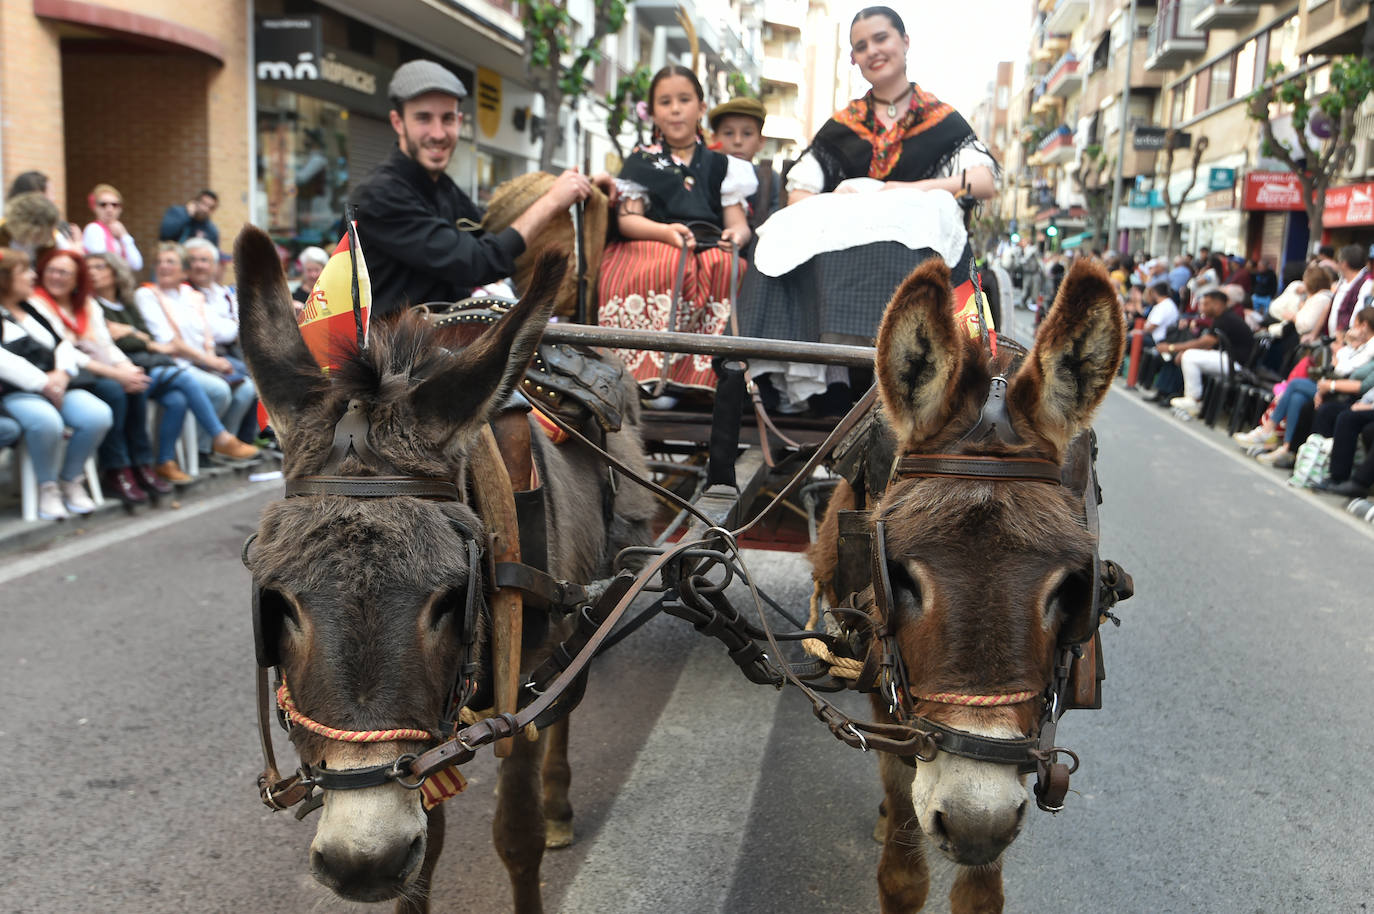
1059,231,1094,250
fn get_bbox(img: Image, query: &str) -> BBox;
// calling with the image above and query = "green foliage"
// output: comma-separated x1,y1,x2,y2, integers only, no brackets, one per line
605,64,654,150
522,0,631,101
727,71,757,100
1248,56,1374,135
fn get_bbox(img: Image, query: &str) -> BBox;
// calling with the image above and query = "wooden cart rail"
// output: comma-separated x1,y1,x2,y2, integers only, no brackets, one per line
540,324,877,367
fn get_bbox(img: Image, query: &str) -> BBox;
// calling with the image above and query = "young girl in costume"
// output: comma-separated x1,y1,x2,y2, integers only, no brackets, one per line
598,65,757,406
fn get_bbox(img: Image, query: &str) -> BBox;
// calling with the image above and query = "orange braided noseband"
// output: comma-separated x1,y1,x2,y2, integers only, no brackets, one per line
912,690,1039,707
276,679,432,744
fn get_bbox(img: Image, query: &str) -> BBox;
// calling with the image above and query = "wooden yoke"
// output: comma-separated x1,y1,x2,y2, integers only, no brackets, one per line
469,419,531,758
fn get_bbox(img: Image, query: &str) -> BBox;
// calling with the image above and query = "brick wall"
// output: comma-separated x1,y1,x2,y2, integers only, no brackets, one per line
1,0,249,273
0,0,67,205
62,53,210,272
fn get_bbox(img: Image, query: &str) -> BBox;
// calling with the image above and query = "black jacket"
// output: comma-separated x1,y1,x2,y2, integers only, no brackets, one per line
351,148,526,317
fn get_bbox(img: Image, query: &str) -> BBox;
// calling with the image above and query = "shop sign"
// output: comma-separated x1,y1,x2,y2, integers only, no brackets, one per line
1207,167,1236,191
1242,172,1305,211
476,68,502,139
1129,189,1163,209
1133,126,1190,151
256,17,323,82
1323,181,1374,228
1205,187,1235,210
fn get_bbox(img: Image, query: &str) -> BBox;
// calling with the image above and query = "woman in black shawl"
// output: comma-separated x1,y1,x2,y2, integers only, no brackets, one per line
740,6,998,412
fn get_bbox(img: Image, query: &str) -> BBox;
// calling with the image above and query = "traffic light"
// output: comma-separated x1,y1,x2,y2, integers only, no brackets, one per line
1010,232,1021,243
1045,221,1059,238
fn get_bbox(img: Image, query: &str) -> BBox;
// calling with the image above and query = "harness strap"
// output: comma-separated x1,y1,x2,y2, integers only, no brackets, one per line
894,454,1063,485
494,561,587,610
284,476,461,499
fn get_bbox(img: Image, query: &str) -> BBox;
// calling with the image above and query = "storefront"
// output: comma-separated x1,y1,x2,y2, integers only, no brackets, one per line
254,14,477,252
1241,170,1309,276
1322,180,1374,251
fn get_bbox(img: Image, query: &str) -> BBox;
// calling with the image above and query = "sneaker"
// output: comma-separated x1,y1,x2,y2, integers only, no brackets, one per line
60,478,97,515
1256,448,1295,469
210,435,262,463
641,394,680,410
155,459,194,485
102,468,149,507
1169,396,1202,418
1233,427,1278,449
37,481,69,521
1347,497,1374,523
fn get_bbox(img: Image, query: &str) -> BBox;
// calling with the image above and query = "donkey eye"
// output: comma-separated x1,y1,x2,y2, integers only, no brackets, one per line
427,587,465,632
887,561,923,617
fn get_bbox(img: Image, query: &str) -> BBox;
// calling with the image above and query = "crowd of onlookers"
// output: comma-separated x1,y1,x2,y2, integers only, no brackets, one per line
1005,239,1374,512
1,171,264,522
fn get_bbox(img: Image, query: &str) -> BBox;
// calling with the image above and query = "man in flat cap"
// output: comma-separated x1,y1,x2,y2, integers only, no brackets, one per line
352,59,593,315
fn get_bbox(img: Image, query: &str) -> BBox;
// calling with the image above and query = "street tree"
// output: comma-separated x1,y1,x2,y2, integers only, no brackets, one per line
1247,57,1374,254
604,64,653,160
1072,144,1111,249
523,0,632,171
1158,130,1209,258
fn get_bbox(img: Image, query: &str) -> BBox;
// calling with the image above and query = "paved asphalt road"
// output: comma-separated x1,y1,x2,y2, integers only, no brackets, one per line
3,332,1373,912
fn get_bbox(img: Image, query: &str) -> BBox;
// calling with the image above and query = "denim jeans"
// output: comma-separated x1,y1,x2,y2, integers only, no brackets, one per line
187,366,256,452
1273,378,1318,445
87,376,153,470
147,365,226,463
2,389,113,484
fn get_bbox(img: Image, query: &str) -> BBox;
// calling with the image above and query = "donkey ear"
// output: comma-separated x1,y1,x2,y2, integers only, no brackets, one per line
1009,258,1125,452
875,257,967,445
411,252,567,430
234,225,328,436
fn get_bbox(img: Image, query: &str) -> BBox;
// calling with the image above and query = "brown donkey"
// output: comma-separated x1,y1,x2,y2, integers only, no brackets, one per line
811,257,1124,914
234,225,653,913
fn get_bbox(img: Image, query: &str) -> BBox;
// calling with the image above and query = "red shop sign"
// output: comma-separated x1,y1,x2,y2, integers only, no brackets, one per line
1323,181,1374,227
1243,171,1305,211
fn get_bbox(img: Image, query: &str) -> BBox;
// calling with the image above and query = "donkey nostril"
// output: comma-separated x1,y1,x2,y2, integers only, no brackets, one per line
931,810,948,839
1016,799,1028,820
402,834,425,879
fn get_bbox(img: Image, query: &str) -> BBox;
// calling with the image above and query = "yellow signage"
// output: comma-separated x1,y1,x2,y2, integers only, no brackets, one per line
476,67,502,139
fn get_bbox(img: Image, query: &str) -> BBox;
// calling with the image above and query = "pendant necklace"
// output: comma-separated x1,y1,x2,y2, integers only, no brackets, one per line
873,85,912,119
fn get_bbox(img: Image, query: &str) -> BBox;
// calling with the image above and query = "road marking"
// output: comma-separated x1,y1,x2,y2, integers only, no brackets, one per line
1108,384,1374,542
0,483,273,586
559,636,781,913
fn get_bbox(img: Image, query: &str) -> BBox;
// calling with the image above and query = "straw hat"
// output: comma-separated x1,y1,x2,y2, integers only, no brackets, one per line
482,172,608,318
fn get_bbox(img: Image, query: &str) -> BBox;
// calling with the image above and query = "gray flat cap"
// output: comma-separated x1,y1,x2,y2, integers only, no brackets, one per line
388,60,467,104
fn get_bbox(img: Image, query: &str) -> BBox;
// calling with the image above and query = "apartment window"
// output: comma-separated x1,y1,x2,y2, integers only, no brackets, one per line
1234,39,1258,98
1194,68,1210,117
1208,54,1234,109
1271,17,1300,72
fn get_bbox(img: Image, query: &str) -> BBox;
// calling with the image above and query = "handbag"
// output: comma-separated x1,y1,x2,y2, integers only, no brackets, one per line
1288,434,1333,488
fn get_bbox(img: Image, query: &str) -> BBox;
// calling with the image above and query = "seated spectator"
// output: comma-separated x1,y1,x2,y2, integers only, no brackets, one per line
1251,254,1278,314
1157,284,1255,418
1167,256,1193,296
0,249,112,519
1137,280,1180,346
30,248,157,506
158,190,220,247
1295,263,1338,343
81,184,144,273
134,243,259,468
291,245,329,312
7,171,81,248
1329,243,1371,338
1330,419,1374,499
1236,308,1374,468
89,251,252,486
0,191,64,260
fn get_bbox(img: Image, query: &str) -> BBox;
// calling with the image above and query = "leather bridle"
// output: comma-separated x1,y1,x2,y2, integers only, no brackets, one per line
247,399,485,814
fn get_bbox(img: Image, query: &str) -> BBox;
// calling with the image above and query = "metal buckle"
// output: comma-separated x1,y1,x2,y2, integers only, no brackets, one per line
390,754,427,790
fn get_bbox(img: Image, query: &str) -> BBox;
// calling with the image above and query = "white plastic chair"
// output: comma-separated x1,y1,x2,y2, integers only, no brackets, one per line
15,438,104,522
148,406,199,478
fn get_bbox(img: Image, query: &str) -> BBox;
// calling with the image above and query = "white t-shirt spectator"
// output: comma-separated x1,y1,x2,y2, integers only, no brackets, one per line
1145,296,1180,343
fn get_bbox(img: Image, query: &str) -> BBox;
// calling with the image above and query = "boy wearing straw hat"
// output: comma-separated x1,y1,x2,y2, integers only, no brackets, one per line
708,97,780,256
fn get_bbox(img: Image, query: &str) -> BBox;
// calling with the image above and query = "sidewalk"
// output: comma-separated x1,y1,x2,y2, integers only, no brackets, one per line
0,450,283,559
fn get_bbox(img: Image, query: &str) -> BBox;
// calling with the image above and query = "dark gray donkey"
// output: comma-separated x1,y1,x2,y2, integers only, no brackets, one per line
234,225,653,913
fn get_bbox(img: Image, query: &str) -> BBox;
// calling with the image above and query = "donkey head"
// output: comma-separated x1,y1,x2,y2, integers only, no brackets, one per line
871,257,1123,865
235,225,565,901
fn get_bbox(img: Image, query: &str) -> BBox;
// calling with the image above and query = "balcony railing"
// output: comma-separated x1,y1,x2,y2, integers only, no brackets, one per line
1190,0,1261,31
1146,0,1207,71
1046,53,1081,98
1045,0,1090,35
